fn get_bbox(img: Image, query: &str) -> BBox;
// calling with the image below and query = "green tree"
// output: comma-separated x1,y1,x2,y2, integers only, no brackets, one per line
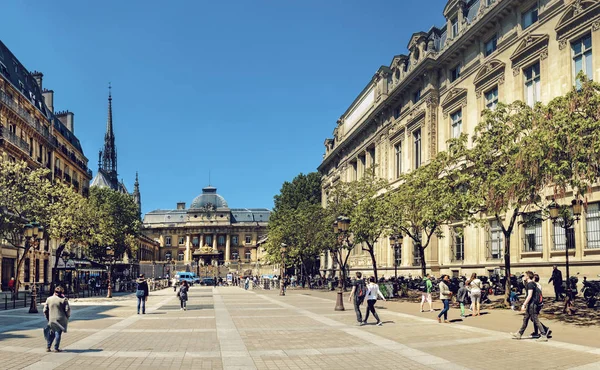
386,139,470,277
466,101,542,304
0,160,53,297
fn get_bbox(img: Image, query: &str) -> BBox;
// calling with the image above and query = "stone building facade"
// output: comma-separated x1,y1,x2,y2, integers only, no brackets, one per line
0,40,92,290
318,0,600,283
142,186,270,277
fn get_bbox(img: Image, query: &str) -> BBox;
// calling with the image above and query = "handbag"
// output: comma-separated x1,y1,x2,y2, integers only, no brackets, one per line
136,289,145,298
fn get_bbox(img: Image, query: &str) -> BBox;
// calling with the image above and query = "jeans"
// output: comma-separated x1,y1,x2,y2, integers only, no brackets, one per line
137,296,146,314
460,303,465,316
438,299,450,320
47,329,62,350
353,298,363,323
553,285,562,301
364,299,380,323
519,304,546,336
180,299,187,309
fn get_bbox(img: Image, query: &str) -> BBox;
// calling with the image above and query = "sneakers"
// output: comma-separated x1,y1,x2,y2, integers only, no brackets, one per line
511,332,522,340
420,309,424,313
537,335,548,342
438,317,442,323
530,333,540,338
460,314,466,318
180,308,184,311
184,307,187,311
547,330,553,338
376,321,383,326
54,349,62,353
360,321,366,326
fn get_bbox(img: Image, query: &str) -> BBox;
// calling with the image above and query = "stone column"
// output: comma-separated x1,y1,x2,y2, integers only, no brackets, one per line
185,235,191,262
251,247,257,262
225,234,231,262
212,234,217,252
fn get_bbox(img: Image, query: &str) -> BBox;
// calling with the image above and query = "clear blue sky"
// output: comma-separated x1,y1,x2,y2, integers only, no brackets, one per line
1,0,446,215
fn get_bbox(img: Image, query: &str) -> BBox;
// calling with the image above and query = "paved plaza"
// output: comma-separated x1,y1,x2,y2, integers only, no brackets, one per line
0,287,599,370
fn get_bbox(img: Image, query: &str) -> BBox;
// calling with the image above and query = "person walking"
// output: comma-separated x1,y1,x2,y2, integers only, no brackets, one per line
178,281,189,311
136,274,149,314
362,276,386,326
531,274,551,338
511,271,548,342
419,274,434,312
466,273,482,316
348,272,366,325
456,280,469,318
548,265,563,302
244,276,250,290
438,275,452,323
8,277,15,299
43,286,70,352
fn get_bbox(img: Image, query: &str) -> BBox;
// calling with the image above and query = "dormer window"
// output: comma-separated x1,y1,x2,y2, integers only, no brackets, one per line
522,4,538,30
413,89,421,104
485,35,498,57
451,17,459,37
450,65,461,82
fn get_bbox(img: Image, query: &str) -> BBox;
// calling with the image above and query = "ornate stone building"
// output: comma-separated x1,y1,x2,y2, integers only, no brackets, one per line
318,0,600,283
0,40,92,290
142,186,270,276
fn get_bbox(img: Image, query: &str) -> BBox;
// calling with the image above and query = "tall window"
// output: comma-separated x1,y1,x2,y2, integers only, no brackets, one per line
178,252,184,261
586,203,600,249
165,236,171,246
572,34,592,87
413,242,421,266
205,235,213,246
231,235,239,245
367,147,376,169
178,236,185,245
24,258,30,282
192,237,199,247
488,220,503,259
553,222,576,251
485,35,498,57
453,229,464,261
523,212,543,252
451,110,462,138
450,65,461,82
245,235,252,244
413,89,421,104
522,4,538,30
232,251,239,260
413,129,422,169
218,235,225,246
524,62,541,107
245,250,252,261
43,259,48,283
452,17,459,37
394,245,402,266
485,87,499,111
394,142,402,178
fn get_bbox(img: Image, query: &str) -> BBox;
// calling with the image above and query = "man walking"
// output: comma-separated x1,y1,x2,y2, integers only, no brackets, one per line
548,265,563,302
349,272,366,325
43,286,70,352
511,271,548,342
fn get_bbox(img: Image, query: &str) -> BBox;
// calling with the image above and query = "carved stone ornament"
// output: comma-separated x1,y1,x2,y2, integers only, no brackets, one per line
498,75,505,85
513,67,520,76
573,0,584,15
540,47,549,60
593,20,600,31
559,38,568,50
475,90,482,98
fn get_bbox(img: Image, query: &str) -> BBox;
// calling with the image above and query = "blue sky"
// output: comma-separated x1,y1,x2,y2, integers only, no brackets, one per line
1,0,447,214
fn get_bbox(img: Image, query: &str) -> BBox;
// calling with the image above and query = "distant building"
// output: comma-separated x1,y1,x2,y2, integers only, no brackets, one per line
142,186,270,276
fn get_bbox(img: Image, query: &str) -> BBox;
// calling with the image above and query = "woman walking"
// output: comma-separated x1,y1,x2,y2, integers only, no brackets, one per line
178,281,189,311
362,276,386,326
135,274,149,315
438,275,452,323
466,273,482,316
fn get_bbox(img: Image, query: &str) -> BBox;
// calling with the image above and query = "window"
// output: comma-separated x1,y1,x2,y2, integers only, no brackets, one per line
245,235,252,244
393,106,401,119
488,220,503,259
218,235,225,246
232,251,239,260
451,17,459,37
523,212,542,252
586,203,600,249
231,235,239,245
524,62,541,107
24,258,30,282
367,147,376,169
393,244,402,266
572,34,592,87
522,4,538,30
178,236,185,245
358,154,366,178
485,87,499,111
245,250,252,261
413,242,421,266
451,110,462,138
553,222,576,251
43,259,48,283
413,89,421,103
177,252,184,261
205,235,213,246
453,229,464,261
192,237,199,247
450,65,461,82
165,252,172,260
165,236,171,246
394,142,402,178
351,161,358,181
485,35,498,57
413,129,422,169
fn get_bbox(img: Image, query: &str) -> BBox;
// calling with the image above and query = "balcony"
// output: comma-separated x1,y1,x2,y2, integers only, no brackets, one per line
0,90,55,147
0,127,30,155
54,168,63,179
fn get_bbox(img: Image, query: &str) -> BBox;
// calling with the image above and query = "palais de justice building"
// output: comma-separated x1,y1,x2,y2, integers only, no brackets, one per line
142,186,270,274
319,0,600,283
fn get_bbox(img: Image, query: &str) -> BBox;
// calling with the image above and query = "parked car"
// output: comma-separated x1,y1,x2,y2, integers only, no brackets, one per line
201,277,215,286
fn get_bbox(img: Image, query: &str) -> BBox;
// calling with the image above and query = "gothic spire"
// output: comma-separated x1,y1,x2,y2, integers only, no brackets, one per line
133,171,141,218
101,83,118,177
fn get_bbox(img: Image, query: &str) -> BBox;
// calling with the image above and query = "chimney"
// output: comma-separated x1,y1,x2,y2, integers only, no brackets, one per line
31,71,43,90
56,111,75,133
42,89,54,113
177,202,186,210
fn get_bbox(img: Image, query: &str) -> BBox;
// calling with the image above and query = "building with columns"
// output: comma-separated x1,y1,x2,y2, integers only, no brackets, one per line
318,0,600,284
142,186,270,275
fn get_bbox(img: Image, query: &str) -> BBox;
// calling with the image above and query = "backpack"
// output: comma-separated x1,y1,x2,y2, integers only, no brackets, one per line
356,280,366,303
535,286,544,307
418,280,428,292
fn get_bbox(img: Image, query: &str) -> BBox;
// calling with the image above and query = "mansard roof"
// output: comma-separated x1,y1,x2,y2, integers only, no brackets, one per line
407,32,428,50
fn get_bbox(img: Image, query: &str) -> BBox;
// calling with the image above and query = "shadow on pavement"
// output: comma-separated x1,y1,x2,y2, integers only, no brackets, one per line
540,300,600,327
63,349,103,354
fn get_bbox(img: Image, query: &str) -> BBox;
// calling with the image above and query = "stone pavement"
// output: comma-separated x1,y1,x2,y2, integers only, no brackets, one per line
0,287,599,370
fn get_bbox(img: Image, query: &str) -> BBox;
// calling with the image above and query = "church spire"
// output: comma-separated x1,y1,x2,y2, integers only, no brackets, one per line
101,83,118,179
133,171,141,212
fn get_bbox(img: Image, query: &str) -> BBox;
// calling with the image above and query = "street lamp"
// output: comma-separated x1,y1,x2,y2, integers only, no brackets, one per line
333,216,350,311
548,198,582,293
105,247,115,298
24,222,44,314
389,233,403,280
280,243,287,296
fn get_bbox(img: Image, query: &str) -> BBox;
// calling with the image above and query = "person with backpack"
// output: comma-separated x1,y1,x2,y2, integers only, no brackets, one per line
438,275,453,323
135,274,149,314
178,280,189,311
349,272,366,325
531,274,551,338
362,276,386,326
511,271,548,342
419,274,434,312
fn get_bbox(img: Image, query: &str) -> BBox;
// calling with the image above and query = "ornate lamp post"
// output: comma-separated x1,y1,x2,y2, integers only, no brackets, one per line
279,243,287,296
105,247,115,298
24,222,44,314
389,233,403,281
548,198,582,292
333,216,350,311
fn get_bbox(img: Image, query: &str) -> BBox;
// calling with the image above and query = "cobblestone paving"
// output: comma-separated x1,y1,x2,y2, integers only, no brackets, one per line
0,287,599,370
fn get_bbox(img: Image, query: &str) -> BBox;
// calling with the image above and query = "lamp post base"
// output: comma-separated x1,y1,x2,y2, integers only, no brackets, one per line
28,284,38,314
334,290,345,311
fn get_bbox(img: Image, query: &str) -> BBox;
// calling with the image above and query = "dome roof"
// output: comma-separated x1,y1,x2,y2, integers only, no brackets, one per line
190,186,229,210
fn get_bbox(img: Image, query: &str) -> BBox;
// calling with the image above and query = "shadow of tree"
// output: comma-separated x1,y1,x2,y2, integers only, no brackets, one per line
539,300,600,327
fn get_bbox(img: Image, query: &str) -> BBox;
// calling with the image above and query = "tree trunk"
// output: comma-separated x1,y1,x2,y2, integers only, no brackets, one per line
14,249,23,299
366,243,378,281
503,234,512,307
419,246,427,277
52,243,67,291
